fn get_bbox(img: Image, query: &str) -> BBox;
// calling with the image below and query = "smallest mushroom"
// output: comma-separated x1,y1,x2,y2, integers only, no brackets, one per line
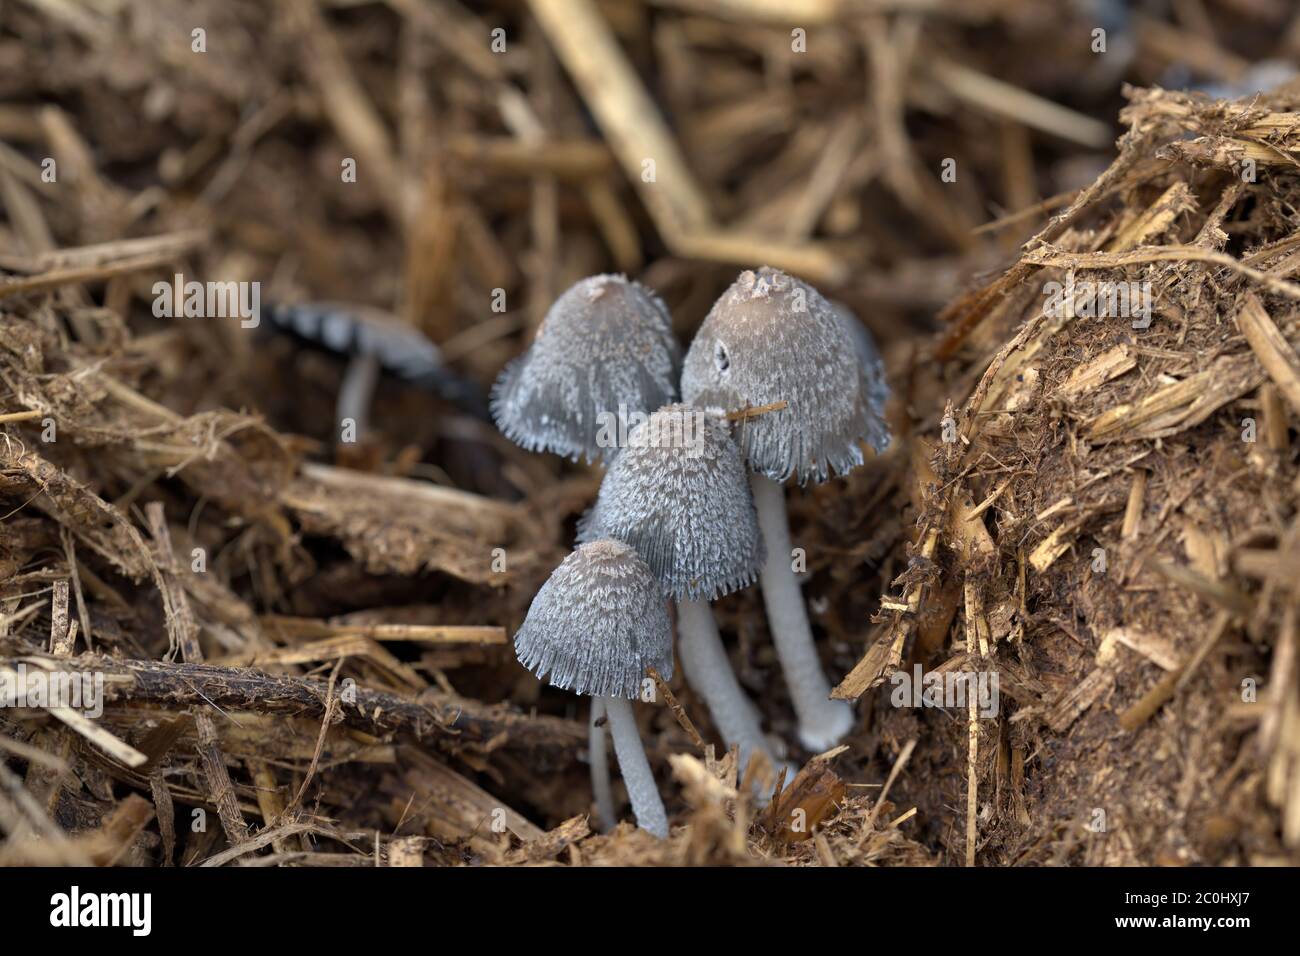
514,539,674,837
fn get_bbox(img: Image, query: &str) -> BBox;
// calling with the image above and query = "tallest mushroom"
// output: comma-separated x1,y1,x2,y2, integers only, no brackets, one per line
682,267,890,750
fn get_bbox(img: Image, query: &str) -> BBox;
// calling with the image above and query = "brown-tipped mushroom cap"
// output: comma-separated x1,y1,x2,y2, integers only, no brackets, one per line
682,267,887,484
514,539,673,699
491,275,681,462
578,404,764,602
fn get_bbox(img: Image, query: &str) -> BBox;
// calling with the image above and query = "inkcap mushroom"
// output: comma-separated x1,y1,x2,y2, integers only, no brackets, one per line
682,267,891,751
266,302,487,430
514,539,673,837
578,403,784,785
831,299,891,452
491,274,681,463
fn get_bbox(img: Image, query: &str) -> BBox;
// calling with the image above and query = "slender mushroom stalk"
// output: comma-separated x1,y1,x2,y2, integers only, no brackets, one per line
682,268,891,752
513,539,674,837
675,597,776,778
602,696,668,837
588,698,616,832
579,404,783,785
749,471,852,749
491,274,681,463
337,353,381,442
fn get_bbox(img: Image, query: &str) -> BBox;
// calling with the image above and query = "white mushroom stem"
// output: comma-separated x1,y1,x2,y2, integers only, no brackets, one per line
749,472,855,751
676,598,778,783
601,695,669,838
337,352,381,441
588,698,616,832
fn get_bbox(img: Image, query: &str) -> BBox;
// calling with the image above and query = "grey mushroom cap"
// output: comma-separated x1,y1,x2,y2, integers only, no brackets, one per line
266,301,487,415
491,274,682,463
681,267,889,484
830,300,892,454
267,302,444,380
578,403,764,602
514,539,674,700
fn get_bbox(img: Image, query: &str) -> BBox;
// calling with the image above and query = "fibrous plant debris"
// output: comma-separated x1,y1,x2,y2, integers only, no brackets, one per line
840,83,1300,866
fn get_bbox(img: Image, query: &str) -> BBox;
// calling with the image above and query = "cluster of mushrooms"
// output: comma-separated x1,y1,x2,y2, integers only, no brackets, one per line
491,268,890,837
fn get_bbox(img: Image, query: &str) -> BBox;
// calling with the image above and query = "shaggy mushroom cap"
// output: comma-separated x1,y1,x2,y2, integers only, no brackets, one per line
514,539,674,699
831,300,892,455
491,274,682,462
266,302,486,413
578,403,764,602
682,267,887,484
268,302,445,381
